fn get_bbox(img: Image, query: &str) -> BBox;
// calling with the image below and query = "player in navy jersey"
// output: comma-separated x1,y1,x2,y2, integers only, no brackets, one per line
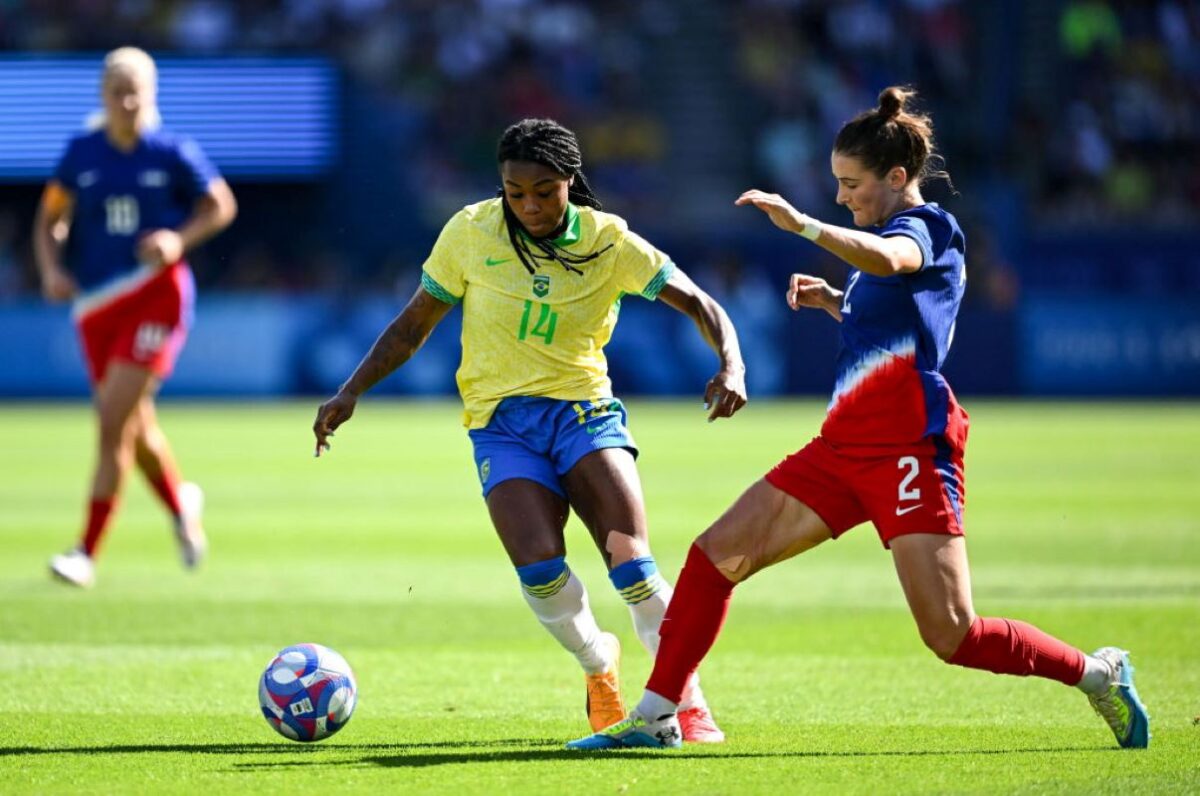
570,87,1149,751
33,47,237,588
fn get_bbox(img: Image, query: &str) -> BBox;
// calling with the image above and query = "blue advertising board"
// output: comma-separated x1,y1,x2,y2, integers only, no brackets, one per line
0,56,338,180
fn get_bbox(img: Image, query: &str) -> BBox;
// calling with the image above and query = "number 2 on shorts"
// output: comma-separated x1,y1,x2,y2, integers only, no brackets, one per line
897,455,921,502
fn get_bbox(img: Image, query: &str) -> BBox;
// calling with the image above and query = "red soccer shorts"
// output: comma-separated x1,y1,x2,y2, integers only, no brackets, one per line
75,263,194,385
765,431,967,548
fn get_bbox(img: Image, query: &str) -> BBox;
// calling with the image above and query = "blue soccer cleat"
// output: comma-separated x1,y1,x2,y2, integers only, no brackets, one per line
1087,647,1150,749
566,711,683,750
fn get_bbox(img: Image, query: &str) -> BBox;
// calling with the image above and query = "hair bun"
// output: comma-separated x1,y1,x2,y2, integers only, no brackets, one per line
877,86,915,121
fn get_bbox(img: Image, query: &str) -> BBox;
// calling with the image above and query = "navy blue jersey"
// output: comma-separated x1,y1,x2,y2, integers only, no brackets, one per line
52,128,220,294
822,203,967,448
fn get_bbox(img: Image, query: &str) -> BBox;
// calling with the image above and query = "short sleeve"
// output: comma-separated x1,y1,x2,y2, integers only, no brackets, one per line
420,212,467,305
51,137,81,189
173,135,221,201
614,228,675,301
881,214,935,271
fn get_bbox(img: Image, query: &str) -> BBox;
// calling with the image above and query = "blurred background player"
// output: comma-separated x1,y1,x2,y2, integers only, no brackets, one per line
313,118,745,740
570,87,1150,751
34,47,237,588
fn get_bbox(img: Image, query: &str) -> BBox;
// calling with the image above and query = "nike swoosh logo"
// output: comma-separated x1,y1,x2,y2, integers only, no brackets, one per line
895,504,923,516
485,256,511,266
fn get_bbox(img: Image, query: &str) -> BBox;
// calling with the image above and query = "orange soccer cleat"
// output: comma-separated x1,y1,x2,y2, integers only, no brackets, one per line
585,632,625,731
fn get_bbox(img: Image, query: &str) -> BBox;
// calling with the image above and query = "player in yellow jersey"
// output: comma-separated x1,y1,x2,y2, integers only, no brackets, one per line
313,119,745,742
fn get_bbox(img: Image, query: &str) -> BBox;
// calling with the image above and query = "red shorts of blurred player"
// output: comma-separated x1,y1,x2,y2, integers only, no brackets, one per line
75,262,194,385
765,419,968,548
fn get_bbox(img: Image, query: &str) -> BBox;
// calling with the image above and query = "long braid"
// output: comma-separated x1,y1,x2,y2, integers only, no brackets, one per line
497,118,613,275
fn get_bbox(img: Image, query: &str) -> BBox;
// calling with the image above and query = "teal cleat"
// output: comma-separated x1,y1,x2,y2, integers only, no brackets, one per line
1087,647,1150,749
566,712,683,750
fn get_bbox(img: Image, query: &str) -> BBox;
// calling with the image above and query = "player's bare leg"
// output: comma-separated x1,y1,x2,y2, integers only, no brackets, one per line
487,478,621,730
696,479,833,583
51,363,155,587
132,396,205,567
890,533,1149,748
569,479,832,749
889,534,976,659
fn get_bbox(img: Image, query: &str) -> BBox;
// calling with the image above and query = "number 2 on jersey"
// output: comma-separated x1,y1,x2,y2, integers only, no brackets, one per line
841,271,861,315
518,300,558,345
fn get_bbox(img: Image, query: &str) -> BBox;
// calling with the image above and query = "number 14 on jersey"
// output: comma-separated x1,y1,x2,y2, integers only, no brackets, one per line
518,300,558,345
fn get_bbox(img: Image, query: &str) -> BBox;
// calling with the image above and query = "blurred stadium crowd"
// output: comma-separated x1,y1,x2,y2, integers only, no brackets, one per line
0,0,1198,303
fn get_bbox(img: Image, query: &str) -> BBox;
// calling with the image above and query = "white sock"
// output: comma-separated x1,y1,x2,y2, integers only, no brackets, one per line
635,689,679,721
522,568,611,674
628,582,670,656
1076,654,1112,694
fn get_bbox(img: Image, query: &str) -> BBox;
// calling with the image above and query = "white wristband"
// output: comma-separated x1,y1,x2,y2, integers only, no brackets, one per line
798,217,822,241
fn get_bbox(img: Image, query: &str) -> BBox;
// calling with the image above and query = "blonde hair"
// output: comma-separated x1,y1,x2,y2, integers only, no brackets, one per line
87,46,161,131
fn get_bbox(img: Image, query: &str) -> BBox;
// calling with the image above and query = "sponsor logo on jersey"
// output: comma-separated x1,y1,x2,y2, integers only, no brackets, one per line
139,169,169,187
77,170,99,188
484,256,510,267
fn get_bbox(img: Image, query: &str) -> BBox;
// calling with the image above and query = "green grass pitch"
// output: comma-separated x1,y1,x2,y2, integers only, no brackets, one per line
1,399,1198,794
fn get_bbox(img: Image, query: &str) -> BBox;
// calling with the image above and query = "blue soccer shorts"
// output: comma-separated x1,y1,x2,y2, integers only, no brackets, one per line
468,396,638,497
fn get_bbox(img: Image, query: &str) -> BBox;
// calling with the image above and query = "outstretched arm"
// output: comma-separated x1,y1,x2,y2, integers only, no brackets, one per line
657,268,747,422
313,286,455,455
735,189,922,277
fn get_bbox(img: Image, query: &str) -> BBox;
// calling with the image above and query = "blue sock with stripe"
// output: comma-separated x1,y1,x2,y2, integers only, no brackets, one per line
517,556,570,598
516,556,610,674
609,556,668,605
610,556,672,653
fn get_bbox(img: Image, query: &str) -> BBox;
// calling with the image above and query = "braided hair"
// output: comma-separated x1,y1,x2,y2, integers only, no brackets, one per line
496,118,612,275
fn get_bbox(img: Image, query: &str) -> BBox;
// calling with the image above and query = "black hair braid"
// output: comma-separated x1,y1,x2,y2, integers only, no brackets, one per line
496,118,613,275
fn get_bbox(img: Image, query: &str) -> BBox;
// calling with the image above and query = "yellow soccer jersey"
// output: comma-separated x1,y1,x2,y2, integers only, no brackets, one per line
420,198,674,429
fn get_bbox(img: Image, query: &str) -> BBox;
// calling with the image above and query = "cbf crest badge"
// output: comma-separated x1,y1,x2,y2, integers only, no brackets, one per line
532,274,551,297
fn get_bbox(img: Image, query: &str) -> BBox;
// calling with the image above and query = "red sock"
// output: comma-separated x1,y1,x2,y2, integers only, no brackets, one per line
645,543,736,704
949,616,1085,686
81,497,118,558
146,471,182,517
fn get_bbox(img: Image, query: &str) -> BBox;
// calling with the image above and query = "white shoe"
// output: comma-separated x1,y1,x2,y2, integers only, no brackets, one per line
50,548,95,588
175,481,207,569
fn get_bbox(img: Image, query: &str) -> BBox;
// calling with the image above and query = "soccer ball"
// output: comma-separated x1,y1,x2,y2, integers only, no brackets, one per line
259,643,357,742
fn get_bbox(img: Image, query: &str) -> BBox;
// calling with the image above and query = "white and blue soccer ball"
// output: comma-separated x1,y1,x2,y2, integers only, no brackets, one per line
259,643,357,742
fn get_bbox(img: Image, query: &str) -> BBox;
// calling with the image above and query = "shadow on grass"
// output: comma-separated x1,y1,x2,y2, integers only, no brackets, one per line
0,739,557,757
1,740,1117,769
232,744,1117,771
